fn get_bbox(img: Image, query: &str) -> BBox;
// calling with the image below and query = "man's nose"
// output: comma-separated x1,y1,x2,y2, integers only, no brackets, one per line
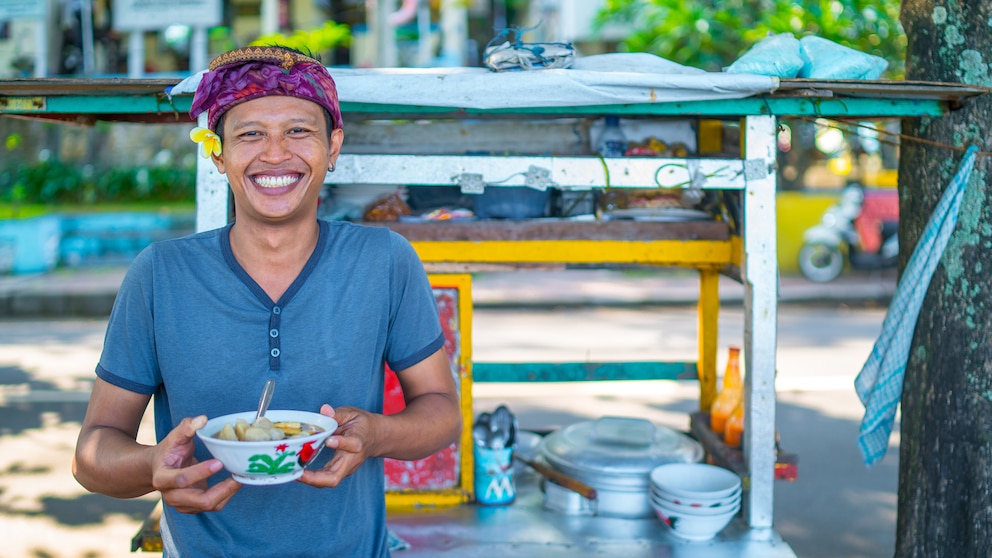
260,136,292,163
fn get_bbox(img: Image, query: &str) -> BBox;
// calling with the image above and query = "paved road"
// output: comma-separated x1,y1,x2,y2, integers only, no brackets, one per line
0,303,897,558
0,266,899,317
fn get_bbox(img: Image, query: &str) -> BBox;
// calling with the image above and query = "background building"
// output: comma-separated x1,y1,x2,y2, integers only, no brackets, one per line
0,0,627,77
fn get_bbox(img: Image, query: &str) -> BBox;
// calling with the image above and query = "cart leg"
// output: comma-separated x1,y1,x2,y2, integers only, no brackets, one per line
697,268,720,412
742,115,779,530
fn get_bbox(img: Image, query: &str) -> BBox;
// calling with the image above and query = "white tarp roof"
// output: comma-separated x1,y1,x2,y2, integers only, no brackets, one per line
168,53,779,110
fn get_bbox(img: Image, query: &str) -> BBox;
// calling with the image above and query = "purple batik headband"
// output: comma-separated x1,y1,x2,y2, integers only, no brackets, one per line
189,46,343,132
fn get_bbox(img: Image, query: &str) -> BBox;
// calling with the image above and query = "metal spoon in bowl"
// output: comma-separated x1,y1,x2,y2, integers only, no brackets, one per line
254,379,275,424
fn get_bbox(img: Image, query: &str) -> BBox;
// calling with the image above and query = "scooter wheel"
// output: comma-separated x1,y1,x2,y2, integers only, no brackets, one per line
798,242,844,282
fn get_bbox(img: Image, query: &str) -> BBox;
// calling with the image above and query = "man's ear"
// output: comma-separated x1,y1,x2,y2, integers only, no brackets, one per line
328,128,344,164
211,151,226,175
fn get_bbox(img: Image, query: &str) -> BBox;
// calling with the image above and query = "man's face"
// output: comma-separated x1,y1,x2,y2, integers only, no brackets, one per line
212,95,344,225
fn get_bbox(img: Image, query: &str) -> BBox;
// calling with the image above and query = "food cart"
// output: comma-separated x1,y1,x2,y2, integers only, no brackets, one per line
1,65,985,556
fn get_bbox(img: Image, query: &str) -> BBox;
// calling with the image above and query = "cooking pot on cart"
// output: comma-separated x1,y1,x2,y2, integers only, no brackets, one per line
538,416,703,518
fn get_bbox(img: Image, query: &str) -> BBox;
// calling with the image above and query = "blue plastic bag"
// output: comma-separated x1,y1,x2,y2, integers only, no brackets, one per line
724,33,803,78
799,36,888,80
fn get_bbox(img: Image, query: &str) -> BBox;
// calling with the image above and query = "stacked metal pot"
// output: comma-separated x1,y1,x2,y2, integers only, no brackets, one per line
537,416,704,518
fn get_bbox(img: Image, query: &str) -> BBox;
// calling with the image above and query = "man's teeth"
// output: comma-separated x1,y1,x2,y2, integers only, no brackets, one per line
254,175,298,188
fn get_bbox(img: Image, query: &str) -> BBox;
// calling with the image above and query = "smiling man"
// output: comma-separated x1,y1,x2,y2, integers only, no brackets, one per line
72,46,462,557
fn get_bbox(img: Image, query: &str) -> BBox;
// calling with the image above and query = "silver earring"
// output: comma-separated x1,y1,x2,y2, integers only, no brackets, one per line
329,163,336,172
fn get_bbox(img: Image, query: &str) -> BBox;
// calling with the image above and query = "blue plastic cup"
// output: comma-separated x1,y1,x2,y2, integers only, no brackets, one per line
474,446,515,505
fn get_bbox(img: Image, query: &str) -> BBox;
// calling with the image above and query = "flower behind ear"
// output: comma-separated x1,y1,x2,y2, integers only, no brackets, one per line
190,127,222,158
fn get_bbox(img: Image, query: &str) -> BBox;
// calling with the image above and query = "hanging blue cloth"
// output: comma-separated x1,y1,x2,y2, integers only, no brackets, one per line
855,145,979,466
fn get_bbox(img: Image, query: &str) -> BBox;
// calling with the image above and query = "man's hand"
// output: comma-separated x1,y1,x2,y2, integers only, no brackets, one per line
299,404,376,488
153,415,241,513
297,349,461,489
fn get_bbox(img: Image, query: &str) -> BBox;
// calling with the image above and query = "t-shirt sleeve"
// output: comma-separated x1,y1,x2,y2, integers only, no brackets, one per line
383,231,444,371
95,247,162,395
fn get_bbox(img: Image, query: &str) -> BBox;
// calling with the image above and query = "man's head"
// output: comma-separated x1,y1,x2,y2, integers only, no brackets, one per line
190,46,343,136
189,46,345,226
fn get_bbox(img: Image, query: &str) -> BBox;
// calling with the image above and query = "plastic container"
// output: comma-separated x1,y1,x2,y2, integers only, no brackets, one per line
552,189,598,217
473,186,550,219
724,400,744,448
474,445,515,505
597,115,627,157
710,347,742,433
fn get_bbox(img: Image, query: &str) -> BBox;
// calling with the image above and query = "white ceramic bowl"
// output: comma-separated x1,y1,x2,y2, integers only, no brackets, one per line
197,410,338,486
650,491,740,516
651,485,742,508
651,499,739,541
649,463,742,499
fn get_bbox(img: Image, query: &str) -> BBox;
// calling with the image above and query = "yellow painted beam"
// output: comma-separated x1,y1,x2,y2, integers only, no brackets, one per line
697,269,720,412
440,274,476,504
730,236,743,268
411,240,734,266
386,490,473,510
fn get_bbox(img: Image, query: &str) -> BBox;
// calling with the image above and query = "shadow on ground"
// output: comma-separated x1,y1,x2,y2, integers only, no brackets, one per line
0,490,155,526
772,396,898,558
0,364,89,436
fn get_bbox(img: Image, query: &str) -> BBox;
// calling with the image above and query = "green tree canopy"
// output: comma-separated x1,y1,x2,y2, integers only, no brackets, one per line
250,21,352,62
596,0,905,77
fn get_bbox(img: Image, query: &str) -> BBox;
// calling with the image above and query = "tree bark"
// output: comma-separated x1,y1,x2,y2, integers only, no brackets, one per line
897,1,992,556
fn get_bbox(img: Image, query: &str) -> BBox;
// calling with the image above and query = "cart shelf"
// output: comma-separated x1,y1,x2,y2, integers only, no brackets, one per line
370,220,737,269
374,220,731,241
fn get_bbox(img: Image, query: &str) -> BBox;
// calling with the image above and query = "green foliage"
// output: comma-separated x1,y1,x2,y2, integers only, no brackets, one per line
208,26,239,55
596,0,905,77
0,160,195,206
251,21,352,59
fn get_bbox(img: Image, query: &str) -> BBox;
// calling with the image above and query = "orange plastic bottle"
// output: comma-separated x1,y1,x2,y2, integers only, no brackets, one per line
724,399,744,448
710,347,742,434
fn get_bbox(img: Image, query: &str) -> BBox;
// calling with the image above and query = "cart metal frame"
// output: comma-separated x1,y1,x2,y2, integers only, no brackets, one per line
2,76,985,554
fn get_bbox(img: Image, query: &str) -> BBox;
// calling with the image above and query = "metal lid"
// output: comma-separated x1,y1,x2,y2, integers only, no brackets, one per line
539,417,703,490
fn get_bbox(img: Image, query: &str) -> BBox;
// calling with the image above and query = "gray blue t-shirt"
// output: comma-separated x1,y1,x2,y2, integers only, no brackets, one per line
97,220,444,557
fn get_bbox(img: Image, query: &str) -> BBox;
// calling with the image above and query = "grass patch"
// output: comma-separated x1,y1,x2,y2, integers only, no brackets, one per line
0,205,49,219
0,202,195,219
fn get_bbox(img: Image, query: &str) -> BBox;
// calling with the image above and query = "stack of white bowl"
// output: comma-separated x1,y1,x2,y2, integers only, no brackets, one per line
648,463,742,541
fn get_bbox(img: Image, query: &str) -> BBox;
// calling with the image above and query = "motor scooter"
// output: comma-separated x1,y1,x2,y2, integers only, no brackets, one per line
798,184,899,282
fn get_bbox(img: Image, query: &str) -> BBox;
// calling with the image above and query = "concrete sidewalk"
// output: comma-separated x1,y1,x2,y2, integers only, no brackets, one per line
0,264,898,317
469,268,897,308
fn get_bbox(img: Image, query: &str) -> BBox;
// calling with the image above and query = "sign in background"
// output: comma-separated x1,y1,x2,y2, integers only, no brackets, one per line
112,0,221,31
0,0,45,20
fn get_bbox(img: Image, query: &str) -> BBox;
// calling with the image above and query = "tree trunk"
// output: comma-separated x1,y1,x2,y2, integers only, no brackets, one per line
897,1,992,556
